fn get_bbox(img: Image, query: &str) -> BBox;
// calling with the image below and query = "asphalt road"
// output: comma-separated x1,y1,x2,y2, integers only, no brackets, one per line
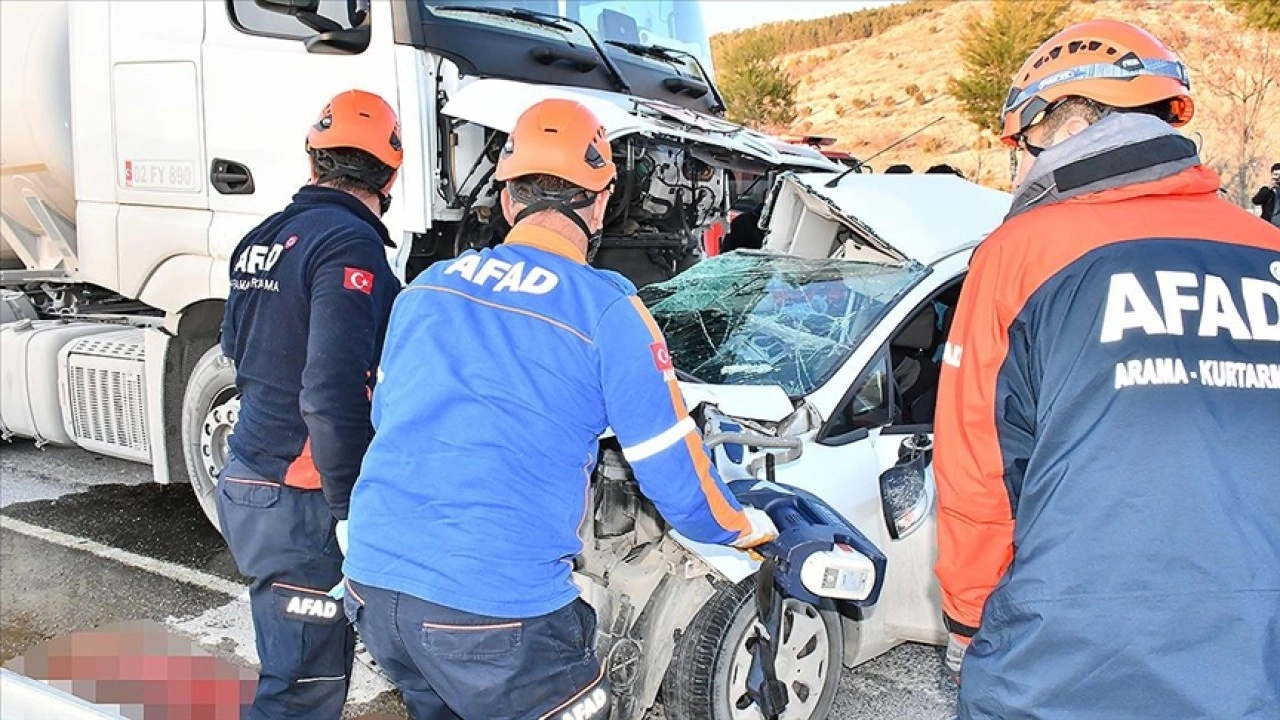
0,440,957,719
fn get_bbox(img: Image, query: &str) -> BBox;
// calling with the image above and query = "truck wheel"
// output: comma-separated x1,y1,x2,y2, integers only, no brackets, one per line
181,345,238,532
662,578,842,720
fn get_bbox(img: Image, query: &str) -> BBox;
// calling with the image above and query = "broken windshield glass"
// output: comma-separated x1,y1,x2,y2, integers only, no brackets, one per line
639,251,928,397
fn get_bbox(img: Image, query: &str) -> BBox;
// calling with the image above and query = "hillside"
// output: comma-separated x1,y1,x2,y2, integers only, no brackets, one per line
714,0,1280,195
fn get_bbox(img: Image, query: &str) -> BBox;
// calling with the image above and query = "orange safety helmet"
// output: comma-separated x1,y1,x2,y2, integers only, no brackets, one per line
306,90,403,171
495,99,615,192
1001,20,1194,146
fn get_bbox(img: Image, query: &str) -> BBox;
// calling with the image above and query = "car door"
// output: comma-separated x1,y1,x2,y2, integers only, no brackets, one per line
819,349,947,647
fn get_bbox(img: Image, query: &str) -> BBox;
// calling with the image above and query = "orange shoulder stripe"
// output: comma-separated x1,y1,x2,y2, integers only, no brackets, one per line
625,296,749,536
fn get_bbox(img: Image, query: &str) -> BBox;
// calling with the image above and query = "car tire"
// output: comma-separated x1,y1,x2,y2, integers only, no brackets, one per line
181,345,239,532
662,577,843,720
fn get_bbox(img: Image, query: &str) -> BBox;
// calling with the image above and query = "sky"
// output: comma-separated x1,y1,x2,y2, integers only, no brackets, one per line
700,0,902,35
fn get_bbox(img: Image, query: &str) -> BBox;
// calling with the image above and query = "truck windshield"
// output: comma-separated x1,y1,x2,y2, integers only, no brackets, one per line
422,1,714,72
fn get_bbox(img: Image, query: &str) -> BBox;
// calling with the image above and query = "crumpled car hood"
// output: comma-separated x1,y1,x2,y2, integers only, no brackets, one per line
679,382,794,423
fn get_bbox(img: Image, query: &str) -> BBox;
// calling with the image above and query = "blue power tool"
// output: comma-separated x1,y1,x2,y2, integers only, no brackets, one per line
729,479,888,720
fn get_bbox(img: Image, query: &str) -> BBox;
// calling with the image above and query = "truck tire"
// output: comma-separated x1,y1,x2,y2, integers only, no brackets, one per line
662,578,843,720
181,345,238,532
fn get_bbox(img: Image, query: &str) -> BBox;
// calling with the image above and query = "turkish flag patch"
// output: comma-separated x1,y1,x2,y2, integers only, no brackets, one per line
343,267,374,295
650,342,674,373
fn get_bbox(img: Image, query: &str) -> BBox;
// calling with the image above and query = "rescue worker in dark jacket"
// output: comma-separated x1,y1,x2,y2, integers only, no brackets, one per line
339,99,778,720
1252,162,1280,227
935,20,1280,719
218,89,402,720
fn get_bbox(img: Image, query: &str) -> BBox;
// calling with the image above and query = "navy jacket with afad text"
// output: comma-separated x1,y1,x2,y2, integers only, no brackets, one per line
221,186,400,520
934,114,1280,719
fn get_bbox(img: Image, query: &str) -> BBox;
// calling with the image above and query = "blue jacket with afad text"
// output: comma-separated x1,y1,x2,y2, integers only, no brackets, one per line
345,224,751,618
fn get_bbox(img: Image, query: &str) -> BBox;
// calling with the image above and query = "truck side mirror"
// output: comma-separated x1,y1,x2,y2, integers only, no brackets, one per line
253,0,320,13
252,0,348,39
305,23,371,55
304,1,370,55
251,0,371,55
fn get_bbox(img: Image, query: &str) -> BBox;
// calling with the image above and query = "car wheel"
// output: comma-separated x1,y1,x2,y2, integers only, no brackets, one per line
181,345,238,532
663,578,843,720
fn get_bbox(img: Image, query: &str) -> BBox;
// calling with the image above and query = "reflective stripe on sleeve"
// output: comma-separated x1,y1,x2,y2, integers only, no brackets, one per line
622,416,697,463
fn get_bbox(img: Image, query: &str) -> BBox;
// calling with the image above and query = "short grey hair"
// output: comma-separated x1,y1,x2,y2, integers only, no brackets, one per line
506,173,596,206
1038,97,1109,139
1038,96,1184,139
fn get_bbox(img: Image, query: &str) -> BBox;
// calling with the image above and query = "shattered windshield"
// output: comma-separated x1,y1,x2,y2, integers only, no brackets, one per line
640,252,927,397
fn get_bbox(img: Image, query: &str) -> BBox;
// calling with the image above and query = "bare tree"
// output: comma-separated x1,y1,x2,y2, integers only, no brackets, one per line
1195,31,1280,207
962,131,1012,191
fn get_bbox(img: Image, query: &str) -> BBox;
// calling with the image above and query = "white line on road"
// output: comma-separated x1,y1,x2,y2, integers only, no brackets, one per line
2,514,395,705
0,515,247,599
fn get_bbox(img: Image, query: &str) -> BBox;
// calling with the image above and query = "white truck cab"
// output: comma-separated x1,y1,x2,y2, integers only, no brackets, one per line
0,0,836,525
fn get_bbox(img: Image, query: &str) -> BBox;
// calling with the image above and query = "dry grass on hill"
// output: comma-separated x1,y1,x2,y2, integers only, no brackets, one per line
735,0,1279,192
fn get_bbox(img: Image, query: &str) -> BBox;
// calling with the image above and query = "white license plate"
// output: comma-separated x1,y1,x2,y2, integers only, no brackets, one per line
123,160,199,191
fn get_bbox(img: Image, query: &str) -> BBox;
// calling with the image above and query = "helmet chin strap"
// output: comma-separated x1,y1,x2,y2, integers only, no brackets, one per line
513,198,600,262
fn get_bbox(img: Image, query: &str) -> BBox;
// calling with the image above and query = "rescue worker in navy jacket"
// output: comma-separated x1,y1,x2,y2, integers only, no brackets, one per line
218,90,402,720
339,99,778,720
934,20,1280,719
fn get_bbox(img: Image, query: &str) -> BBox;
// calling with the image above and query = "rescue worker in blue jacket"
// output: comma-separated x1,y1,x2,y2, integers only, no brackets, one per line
218,89,402,720
935,21,1280,719
339,99,778,720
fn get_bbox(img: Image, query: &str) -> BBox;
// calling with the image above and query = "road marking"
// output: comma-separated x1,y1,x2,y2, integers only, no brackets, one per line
0,515,247,599
2,514,395,704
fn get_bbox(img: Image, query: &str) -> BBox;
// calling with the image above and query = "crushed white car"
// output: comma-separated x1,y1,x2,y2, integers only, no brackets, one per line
575,171,1011,720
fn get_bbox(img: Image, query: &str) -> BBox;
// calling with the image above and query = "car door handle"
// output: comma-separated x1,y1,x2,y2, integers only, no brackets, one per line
211,159,255,195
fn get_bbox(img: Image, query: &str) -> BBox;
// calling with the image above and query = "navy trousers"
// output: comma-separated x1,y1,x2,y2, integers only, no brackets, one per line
343,579,611,720
217,455,354,720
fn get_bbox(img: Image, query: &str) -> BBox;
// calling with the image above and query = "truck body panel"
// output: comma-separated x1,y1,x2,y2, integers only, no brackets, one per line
0,0,835,505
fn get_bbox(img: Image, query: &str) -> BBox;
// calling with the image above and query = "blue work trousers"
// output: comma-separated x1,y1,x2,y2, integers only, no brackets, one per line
343,578,611,720
217,455,354,720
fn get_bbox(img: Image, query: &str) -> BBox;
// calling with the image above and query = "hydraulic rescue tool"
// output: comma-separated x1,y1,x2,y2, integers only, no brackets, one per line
730,479,888,720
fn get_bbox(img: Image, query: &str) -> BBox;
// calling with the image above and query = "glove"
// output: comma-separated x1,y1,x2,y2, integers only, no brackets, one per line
335,519,349,556
329,521,349,600
731,507,779,550
945,633,970,683
328,579,346,601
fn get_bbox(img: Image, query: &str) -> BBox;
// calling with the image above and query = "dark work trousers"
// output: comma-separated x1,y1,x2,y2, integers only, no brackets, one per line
343,578,611,720
217,455,355,720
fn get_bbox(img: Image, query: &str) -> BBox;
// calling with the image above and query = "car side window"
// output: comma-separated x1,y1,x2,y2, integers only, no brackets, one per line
827,354,894,438
889,280,964,427
227,0,361,40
